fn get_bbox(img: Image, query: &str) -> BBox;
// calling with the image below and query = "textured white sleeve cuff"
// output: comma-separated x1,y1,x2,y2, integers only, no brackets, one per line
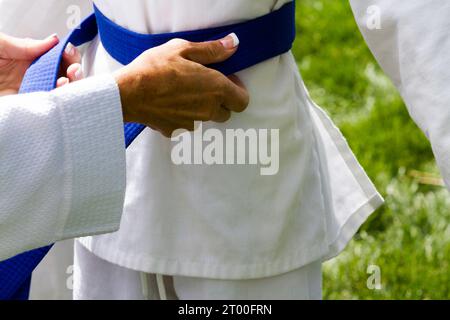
51,75,126,240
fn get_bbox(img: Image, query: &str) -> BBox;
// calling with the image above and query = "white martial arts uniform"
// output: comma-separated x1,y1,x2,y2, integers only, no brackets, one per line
79,0,383,281
0,75,126,261
0,0,391,299
8,0,449,298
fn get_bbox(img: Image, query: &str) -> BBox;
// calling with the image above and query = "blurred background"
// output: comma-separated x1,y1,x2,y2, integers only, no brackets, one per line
292,0,450,299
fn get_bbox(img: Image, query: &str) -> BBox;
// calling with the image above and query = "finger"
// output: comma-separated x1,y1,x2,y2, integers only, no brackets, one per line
143,115,187,138
66,63,83,82
167,119,196,134
210,106,231,123
161,118,199,138
62,43,81,66
0,33,59,60
220,75,249,113
181,33,240,65
60,43,81,78
56,77,69,88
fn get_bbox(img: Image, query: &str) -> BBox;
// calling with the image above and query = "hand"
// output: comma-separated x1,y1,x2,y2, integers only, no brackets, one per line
0,33,83,96
114,34,249,137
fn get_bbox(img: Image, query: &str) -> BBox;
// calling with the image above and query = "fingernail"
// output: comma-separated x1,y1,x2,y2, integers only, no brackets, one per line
74,65,83,80
220,33,239,49
65,42,75,56
46,33,59,42
58,78,69,86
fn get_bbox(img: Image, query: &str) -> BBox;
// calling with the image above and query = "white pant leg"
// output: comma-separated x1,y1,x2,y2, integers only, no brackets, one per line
74,241,150,300
74,242,322,300
173,261,322,300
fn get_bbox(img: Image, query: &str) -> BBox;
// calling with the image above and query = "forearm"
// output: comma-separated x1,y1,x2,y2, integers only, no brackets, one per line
0,75,126,260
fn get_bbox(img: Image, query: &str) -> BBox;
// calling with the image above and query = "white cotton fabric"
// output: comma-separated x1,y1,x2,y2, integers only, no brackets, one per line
0,0,93,39
77,0,383,279
0,75,126,261
73,241,322,300
349,0,450,189
31,240,75,300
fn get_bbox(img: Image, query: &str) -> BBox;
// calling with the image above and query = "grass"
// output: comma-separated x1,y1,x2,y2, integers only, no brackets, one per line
292,0,450,299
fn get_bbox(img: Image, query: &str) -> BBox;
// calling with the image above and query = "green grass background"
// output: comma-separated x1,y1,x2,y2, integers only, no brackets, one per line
291,0,450,299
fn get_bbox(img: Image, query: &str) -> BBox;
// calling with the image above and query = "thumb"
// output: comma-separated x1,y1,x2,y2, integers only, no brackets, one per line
0,33,59,60
182,33,240,65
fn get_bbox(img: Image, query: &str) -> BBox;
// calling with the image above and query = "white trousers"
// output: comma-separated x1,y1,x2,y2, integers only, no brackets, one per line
73,242,322,300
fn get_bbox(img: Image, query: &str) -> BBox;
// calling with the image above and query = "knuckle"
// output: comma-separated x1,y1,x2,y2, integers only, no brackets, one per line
167,38,191,53
218,110,231,123
23,39,33,57
236,95,249,113
167,38,187,46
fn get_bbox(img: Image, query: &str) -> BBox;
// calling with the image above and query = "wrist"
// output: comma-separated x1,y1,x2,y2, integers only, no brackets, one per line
114,68,138,123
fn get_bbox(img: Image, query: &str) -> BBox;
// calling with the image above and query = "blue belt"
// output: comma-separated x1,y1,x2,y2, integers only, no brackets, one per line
0,1,295,300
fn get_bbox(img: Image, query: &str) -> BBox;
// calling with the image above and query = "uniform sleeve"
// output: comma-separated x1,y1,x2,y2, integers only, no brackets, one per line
349,0,450,188
0,75,126,261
